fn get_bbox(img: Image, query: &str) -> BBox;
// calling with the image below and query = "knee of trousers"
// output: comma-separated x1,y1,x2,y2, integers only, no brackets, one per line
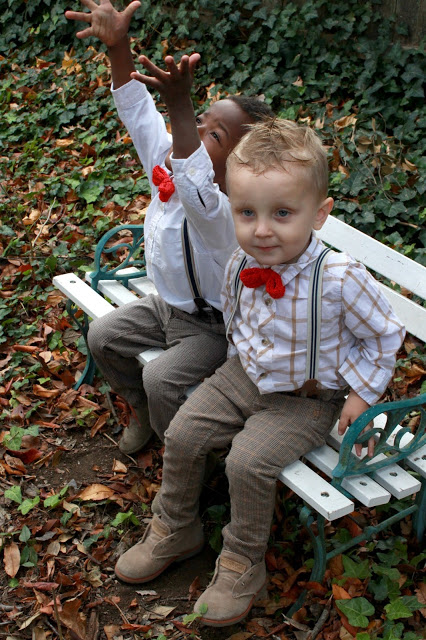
225,443,277,488
87,317,108,361
164,412,203,458
143,357,180,403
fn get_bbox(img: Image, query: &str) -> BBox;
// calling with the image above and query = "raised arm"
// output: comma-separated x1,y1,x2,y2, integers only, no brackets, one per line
65,0,141,88
131,54,201,160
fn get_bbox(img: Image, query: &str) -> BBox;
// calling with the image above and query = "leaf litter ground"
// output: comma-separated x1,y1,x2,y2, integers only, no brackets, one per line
1,281,425,640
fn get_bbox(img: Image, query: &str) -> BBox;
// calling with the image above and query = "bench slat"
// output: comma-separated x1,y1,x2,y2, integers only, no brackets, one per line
90,278,140,307
278,460,354,520
327,424,424,495
129,277,158,298
346,414,426,478
53,274,114,319
377,283,426,342
86,268,158,299
138,348,166,366
317,216,426,300
305,445,392,506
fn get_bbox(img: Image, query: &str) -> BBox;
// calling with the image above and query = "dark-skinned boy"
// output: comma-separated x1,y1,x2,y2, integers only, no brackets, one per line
66,0,274,453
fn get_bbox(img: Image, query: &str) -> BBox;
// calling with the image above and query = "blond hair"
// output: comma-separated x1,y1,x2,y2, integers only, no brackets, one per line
226,118,329,199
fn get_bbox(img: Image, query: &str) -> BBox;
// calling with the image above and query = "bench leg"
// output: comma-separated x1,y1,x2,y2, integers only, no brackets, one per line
413,478,426,541
287,506,327,616
66,301,97,389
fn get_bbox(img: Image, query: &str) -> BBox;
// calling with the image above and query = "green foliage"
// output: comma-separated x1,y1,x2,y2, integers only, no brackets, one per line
110,510,140,527
182,602,208,625
334,537,425,638
0,0,425,270
3,425,40,451
336,597,375,628
44,484,69,508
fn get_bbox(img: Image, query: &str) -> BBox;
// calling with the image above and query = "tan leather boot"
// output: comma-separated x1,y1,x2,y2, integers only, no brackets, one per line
119,405,153,455
114,514,204,583
194,550,266,627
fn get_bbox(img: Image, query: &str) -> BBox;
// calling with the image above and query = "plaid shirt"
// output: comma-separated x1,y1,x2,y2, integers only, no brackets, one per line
222,234,405,405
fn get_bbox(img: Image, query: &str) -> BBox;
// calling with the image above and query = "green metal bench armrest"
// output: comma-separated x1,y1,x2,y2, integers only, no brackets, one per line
90,224,146,293
332,393,426,481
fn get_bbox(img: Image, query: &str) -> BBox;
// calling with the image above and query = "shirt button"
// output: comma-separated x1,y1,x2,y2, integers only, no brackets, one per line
259,372,267,379
265,298,272,306
261,338,269,346
188,167,196,176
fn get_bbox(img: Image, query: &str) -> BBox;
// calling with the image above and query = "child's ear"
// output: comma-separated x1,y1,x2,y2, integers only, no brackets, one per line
313,197,333,230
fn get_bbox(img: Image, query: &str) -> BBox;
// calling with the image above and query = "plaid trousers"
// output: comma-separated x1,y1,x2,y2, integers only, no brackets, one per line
87,294,227,440
158,355,346,563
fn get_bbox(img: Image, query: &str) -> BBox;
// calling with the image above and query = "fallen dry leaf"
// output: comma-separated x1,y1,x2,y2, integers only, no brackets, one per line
332,584,351,600
78,484,116,501
4,542,20,577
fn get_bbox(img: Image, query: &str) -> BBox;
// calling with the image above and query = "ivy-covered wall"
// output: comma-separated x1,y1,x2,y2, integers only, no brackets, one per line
1,0,425,265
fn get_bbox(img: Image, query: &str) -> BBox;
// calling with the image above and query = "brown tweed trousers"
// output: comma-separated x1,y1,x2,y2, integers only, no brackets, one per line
157,355,347,563
87,294,227,441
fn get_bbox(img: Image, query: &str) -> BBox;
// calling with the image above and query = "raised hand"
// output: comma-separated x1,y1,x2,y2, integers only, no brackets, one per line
65,0,141,48
131,53,201,107
131,53,201,160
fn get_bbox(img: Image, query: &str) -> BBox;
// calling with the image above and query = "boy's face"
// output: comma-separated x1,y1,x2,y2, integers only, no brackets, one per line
195,100,253,193
227,165,333,266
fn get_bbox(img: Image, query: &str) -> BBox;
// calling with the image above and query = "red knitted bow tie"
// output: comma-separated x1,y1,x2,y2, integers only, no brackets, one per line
152,165,175,202
240,267,285,299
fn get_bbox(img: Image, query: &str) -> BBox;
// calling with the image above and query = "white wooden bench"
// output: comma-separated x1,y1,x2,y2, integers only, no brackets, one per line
53,215,426,612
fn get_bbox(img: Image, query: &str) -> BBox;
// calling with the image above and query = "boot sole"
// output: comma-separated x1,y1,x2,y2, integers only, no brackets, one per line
199,582,266,628
114,541,204,584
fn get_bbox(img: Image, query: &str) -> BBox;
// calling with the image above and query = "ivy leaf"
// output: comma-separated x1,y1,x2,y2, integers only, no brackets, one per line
18,496,40,515
4,486,22,504
372,564,401,581
19,525,31,543
336,597,375,628
382,621,404,640
343,555,371,579
384,596,423,620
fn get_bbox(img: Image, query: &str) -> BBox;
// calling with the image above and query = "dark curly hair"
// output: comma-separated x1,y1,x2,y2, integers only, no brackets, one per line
227,94,274,122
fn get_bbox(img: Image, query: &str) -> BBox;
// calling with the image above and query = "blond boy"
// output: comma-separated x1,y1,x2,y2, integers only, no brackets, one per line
114,120,405,627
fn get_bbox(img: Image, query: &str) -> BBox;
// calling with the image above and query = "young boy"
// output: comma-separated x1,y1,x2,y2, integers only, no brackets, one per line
113,119,405,626
65,0,273,454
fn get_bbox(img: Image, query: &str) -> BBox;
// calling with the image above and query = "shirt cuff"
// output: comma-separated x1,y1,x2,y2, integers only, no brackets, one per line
111,78,148,110
171,142,213,186
339,362,389,405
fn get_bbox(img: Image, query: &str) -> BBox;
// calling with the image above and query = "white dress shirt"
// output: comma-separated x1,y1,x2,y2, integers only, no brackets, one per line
222,234,405,405
112,80,237,313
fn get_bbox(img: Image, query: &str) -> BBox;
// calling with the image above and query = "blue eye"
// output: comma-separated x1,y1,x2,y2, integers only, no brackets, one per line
276,209,290,218
241,209,254,217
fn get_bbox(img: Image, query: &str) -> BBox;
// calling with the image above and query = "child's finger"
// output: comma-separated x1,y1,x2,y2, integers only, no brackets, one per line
81,0,99,9
130,71,162,90
76,27,95,39
164,55,182,77
138,55,168,79
188,53,201,76
65,10,92,23
122,0,141,17
337,416,348,436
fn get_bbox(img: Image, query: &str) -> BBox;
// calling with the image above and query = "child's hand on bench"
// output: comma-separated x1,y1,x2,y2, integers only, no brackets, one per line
65,0,141,48
338,389,375,457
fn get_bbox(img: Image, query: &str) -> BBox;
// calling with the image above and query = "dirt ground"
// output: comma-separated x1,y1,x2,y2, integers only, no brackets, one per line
9,423,276,640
